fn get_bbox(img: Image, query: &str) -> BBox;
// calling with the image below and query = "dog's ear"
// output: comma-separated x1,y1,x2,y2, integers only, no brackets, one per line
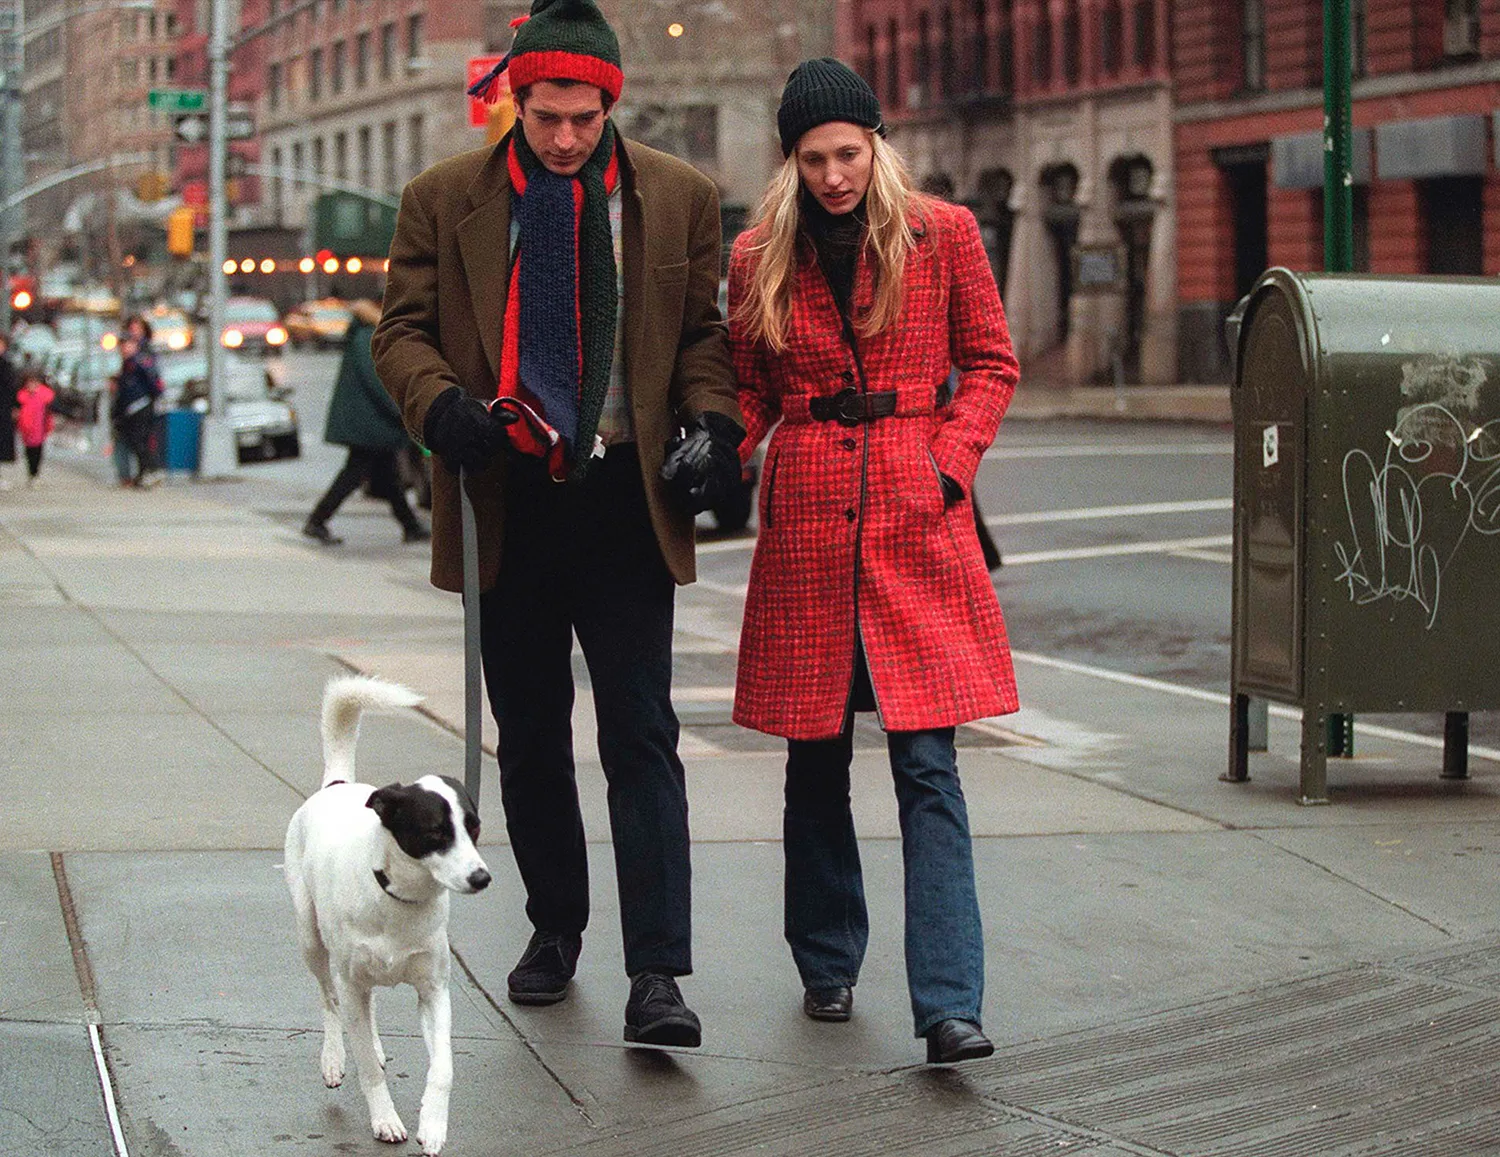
367,783,405,824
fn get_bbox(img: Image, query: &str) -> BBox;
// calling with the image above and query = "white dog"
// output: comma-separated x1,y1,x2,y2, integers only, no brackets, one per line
284,675,490,1155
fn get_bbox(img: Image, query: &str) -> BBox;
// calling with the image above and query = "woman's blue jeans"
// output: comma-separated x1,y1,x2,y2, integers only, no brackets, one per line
784,723,985,1036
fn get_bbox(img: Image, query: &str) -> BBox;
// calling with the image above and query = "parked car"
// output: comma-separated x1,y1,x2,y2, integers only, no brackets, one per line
156,351,300,463
220,296,289,355
282,298,352,348
143,304,196,352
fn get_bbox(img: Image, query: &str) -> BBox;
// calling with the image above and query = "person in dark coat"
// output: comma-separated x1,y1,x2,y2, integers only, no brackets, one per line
112,320,165,488
729,59,1020,1064
0,332,19,489
303,300,430,545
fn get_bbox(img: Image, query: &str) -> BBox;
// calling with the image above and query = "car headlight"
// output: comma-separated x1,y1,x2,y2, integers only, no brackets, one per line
267,326,288,346
222,329,244,348
167,332,189,350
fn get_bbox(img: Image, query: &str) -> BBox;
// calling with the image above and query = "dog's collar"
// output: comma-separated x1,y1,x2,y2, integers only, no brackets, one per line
373,868,420,904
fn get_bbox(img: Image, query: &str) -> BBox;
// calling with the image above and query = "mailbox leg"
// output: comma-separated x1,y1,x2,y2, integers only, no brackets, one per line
1298,709,1330,806
1225,693,1251,783
1442,712,1469,781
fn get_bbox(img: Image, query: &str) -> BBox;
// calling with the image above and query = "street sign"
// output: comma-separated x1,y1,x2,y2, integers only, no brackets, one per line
150,88,207,111
468,56,508,127
174,110,254,144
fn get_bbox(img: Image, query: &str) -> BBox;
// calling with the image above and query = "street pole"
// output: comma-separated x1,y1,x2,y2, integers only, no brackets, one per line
199,0,236,477
1324,0,1354,756
0,0,22,333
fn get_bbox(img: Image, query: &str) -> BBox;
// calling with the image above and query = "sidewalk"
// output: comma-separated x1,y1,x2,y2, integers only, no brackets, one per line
4,454,1500,1157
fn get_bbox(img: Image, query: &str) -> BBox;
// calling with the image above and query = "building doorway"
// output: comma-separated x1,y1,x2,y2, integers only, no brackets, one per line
1420,176,1483,275
1040,163,1080,344
1108,154,1155,382
974,167,1014,299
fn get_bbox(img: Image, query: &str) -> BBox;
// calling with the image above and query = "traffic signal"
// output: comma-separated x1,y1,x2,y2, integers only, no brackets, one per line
8,273,36,315
166,206,196,257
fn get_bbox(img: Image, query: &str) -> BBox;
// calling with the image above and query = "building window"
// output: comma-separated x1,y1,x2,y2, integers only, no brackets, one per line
406,13,423,65
332,40,345,94
996,0,1013,93
861,23,878,92
1444,0,1479,59
292,140,303,199
271,145,283,221
380,22,395,80
615,104,718,164
269,61,281,109
912,11,931,106
334,131,348,180
1242,0,1265,92
358,124,372,187
312,136,325,179
885,18,900,107
408,113,424,177
1101,0,1122,75
383,120,398,193
310,46,323,101
970,0,989,92
1352,0,1367,77
937,6,955,100
1133,0,1156,70
1034,13,1053,87
355,30,369,87
1061,0,1080,85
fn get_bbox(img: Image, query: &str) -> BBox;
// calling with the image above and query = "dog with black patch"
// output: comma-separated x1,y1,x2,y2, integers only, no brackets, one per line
284,675,490,1156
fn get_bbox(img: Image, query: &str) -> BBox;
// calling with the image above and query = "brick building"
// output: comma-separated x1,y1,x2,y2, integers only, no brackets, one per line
838,0,1177,386
1176,0,1500,382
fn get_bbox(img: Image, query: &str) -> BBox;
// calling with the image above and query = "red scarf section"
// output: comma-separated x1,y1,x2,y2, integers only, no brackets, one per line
493,138,621,480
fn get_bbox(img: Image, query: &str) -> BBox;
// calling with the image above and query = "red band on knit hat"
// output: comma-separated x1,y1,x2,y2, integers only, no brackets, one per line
507,49,623,102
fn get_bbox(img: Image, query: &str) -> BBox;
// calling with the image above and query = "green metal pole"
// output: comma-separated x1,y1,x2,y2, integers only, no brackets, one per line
1324,0,1354,756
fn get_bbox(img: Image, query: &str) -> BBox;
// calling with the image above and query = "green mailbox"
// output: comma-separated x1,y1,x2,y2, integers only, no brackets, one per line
1228,268,1500,803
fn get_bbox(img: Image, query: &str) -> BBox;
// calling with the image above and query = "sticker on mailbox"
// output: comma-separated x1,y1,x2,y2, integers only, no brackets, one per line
1262,424,1279,469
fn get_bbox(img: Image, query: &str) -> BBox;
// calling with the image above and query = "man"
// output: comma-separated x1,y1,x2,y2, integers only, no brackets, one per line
372,0,742,1049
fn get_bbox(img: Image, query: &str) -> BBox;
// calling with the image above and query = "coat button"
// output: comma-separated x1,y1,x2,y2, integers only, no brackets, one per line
841,437,856,451
844,508,856,522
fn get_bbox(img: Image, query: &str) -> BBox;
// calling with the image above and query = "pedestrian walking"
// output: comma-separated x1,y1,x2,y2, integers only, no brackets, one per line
14,370,55,486
111,317,164,489
727,58,1022,1064
0,332,18,490
372,0,742,1049
303,300,430,545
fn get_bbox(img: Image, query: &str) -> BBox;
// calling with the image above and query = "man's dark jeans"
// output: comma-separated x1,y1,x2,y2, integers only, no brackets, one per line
480,445,691,978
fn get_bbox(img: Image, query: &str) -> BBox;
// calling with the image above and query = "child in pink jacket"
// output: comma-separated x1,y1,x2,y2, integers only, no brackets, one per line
14,373,55,486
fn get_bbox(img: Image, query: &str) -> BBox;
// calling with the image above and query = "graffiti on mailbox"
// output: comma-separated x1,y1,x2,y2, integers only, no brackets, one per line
1334,354,1500,629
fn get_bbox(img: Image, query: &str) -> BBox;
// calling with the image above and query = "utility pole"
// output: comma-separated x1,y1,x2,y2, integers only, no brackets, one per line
1323,0,1354,756
0,0,22,333
199,0,237,477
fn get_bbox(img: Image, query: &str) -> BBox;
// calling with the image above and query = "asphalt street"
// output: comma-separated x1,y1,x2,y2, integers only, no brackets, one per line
4,391,1500,1156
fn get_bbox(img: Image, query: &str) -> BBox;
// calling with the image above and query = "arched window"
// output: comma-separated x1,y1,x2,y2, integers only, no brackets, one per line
1133,0,1156,69
971,0,989,92
863,23,879,91
938,6,955,99
1242,0,1265,91
914,11,932,106
996,0,1013,93
1062,0,1081,86
885,18,901,107
1034,10,1053,87
1101,0,1123,76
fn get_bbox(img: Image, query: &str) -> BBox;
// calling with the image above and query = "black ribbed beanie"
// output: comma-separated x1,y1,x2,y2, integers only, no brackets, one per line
776,57,884,156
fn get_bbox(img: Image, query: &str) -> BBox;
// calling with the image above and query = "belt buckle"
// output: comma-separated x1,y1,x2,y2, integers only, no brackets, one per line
832,387,863,426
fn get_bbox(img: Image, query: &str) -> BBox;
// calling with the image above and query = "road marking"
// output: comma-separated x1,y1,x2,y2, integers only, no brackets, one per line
698,499,1233,556
90,1023,132,1157
1001,535,1233,566
986,497,1231,528
989,442,1232,460
1012,651,1500,764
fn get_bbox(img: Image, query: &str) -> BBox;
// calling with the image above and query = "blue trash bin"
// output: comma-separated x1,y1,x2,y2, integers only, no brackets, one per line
163,409,202,472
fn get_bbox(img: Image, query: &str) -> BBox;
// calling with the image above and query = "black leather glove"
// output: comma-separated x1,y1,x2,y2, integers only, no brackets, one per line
422,387,516,474
939,472,965,508
660,411,745,515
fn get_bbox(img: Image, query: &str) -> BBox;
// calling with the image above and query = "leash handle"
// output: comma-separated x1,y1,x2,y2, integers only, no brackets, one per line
459,466,482,806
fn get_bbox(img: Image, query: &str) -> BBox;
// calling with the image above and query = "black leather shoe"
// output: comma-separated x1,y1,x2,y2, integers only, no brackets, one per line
507,931,581,1005
623,973,701,1047
925,1018,994,1064
301,519,342,545
803,985,853,1022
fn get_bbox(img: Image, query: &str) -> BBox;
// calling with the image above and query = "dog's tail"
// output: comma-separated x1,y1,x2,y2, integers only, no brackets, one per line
321,675,423,788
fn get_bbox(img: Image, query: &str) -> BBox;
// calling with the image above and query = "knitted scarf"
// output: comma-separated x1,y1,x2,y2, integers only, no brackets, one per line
495,121,620,480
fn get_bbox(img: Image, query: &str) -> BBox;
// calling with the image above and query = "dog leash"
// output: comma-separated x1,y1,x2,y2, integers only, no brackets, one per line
459,467,482,806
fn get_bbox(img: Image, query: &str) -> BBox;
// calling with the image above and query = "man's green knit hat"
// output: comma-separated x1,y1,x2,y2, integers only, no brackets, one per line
469,0,623,105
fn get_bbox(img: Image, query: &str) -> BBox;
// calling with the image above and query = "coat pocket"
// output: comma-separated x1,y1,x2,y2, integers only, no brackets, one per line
925,447,950,510
652,261,690,287
761,446,781,530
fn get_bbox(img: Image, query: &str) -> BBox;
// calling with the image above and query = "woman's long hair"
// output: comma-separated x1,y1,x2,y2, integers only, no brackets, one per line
735,130,925,352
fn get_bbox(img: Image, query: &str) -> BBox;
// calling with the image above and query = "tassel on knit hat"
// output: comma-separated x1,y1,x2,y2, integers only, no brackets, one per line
777,57,885,156
468,0,623,105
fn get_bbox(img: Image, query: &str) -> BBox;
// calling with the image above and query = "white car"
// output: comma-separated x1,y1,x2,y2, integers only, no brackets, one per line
156,352,301,462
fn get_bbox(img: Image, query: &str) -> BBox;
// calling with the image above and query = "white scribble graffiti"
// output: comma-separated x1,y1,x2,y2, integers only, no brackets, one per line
1334,355,1500,629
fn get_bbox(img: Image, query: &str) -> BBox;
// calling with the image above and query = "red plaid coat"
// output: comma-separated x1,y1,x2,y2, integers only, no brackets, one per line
729,197,1021,740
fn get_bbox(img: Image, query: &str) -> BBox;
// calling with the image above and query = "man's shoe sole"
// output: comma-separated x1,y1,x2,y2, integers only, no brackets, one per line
623,1017,702,1047
508,983,570,1006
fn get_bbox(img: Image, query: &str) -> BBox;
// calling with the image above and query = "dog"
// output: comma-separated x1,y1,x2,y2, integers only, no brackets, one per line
284,675,490,1155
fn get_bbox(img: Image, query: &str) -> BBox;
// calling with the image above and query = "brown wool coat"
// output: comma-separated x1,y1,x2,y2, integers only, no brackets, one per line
372,134,740,593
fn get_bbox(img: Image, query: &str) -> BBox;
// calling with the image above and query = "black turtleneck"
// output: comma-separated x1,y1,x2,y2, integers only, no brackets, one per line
803,192,868,321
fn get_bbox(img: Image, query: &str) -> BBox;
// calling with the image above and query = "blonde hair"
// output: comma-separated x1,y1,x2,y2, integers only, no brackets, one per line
735,130,924,352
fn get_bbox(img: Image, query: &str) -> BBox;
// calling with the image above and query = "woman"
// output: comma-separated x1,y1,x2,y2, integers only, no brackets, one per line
302,299,429,546
728,58,1021,1064
112,315,164,488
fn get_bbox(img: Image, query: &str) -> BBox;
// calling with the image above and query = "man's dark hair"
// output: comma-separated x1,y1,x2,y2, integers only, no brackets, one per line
514,79,615,114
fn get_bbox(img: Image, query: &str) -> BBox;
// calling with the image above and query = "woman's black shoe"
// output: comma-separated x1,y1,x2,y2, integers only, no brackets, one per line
803,985,853,1022
301,519,343,545
925,1018,994,1064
